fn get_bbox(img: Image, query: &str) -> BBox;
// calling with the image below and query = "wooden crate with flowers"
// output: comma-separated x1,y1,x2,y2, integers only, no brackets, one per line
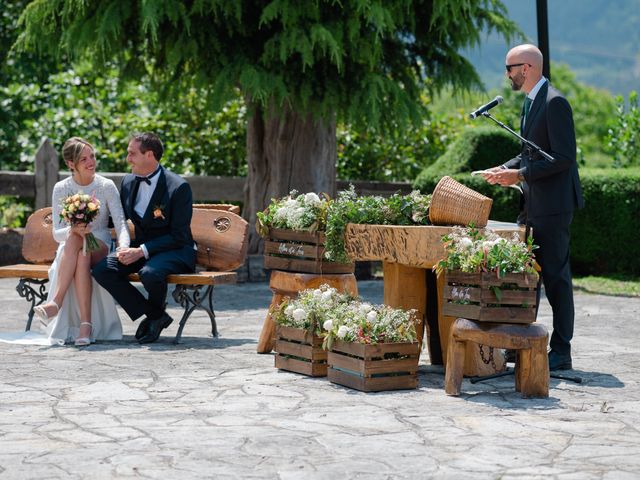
437,227,540,324
257,191,354,274
324,301,420,392
273,285,356,377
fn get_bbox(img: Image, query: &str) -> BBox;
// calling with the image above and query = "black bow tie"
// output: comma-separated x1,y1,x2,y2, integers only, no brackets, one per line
134,167,160,185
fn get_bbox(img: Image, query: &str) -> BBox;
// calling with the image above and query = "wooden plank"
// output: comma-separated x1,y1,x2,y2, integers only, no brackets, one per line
276,325,323,346
269,228,324,244
275,355,327,377
382,263,426,347
344,223,526,268
0,264,50,279
191,209,248,271
275,340,326,361
264,255,354,274
264,240,322,259
327,368,417,392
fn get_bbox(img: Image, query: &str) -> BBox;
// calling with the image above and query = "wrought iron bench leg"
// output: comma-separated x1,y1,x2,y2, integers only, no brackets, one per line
16,278,49,331
171,284,218,344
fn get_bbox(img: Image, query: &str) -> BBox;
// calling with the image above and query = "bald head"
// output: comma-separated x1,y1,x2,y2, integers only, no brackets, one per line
505,44,544,93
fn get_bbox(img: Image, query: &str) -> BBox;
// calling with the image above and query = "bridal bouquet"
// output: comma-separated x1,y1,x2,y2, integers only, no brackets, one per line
59,192,101,254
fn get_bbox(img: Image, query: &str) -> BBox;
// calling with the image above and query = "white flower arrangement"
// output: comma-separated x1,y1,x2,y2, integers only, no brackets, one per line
256,190,330,236
435,226,540,278
322,300,418,350
272,284,418,349
272,284,356,334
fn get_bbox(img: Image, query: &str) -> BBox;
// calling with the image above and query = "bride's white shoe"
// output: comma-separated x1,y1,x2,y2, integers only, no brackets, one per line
74,322,93,347
34,301,60,326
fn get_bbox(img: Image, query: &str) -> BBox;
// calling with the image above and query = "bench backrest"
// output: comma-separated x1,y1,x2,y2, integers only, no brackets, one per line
22,206,249,272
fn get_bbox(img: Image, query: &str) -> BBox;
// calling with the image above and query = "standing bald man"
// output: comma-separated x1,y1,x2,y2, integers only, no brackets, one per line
482,44,584,371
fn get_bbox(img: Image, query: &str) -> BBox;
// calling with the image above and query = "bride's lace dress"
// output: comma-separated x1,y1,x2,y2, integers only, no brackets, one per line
0,174,130,345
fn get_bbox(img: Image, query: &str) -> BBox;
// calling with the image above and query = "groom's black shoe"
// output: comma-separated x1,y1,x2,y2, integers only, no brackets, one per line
138,312,173,344
135,317,151,340
548,350,572,371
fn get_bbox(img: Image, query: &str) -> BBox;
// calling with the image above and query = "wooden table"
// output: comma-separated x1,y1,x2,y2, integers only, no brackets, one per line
344,221,525,375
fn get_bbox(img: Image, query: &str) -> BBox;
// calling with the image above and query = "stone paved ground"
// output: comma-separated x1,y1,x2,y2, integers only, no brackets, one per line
0,277,639,479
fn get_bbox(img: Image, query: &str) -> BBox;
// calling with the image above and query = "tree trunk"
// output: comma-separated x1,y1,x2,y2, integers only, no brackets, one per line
244,102,337,254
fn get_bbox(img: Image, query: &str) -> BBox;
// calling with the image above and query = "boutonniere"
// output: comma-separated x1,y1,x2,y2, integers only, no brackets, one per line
153,204,165,220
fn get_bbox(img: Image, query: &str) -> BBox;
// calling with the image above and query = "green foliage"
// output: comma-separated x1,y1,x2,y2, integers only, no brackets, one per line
16,0,519,131
0,64,246,174
325,187,431,263
414,126,520,183
606,91,639,168
571,167,640,275
336,93,466,181
413,168,640,276
0,195,32,228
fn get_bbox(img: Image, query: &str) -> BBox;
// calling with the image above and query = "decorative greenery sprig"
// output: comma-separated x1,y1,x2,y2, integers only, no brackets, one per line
324,185,431,263
435,226,540,278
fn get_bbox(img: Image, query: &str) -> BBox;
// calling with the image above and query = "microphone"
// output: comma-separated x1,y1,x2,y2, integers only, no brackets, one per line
469,96,503,119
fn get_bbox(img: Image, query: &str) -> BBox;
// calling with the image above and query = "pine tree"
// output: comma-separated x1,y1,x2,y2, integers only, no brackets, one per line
16,0,517,251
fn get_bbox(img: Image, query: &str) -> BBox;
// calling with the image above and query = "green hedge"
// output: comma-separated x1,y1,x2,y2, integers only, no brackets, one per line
414,126,521,182
413,168,640,276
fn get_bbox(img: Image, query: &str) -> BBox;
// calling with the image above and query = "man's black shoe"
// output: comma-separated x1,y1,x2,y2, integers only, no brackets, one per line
138,313,173,344
548,350,572,371
135,317,151,340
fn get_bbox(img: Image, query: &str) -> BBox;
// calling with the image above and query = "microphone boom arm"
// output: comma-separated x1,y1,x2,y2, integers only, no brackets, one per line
481,111,554,162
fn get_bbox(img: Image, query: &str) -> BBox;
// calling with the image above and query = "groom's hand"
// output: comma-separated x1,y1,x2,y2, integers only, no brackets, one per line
116,247,145,265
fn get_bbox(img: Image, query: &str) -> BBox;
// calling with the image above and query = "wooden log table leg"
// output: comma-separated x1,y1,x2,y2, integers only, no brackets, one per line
257,270,358,354
382,262,427,351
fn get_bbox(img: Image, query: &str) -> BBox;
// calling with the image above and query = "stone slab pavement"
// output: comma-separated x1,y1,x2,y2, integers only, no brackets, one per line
0,277,639,479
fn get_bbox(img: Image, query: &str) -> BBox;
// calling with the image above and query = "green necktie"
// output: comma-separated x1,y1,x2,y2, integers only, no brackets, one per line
523,96,533,122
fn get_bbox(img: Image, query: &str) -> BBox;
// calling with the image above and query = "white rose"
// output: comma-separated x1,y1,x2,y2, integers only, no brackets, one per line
337,325,349,339
284,305,294,316
359,303,371,314
304,192,321,205
292,308,307,321
460,237,473,249
313,289,323,298
323,320,333,331
321,290,333,302
366,310,377,322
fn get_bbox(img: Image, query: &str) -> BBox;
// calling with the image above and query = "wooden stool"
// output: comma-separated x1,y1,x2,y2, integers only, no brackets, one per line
444,318,549,398
256,270,358,353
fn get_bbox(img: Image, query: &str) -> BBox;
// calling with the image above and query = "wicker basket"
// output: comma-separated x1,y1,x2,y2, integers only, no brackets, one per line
429,176,492,227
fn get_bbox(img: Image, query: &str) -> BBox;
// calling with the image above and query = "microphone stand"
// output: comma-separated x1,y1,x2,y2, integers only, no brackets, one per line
468,111,582,385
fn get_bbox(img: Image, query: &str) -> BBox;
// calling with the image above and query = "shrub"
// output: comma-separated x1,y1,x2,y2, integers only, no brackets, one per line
414,168,640,276
414,126,520,185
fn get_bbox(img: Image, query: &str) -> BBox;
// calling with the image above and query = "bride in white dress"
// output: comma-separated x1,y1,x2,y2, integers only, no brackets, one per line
7,137,130,346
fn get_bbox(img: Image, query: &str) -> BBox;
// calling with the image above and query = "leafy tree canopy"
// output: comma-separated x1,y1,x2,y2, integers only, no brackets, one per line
16,0,519,129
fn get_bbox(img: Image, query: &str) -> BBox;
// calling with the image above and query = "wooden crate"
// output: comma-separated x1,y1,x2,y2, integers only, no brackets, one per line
443,271,538,324
264,228,354,274
327,340,420,392
275,325,327,377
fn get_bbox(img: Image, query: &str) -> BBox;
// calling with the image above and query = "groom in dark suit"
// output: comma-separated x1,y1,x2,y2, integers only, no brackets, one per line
482,44,584,371
93,132,196,344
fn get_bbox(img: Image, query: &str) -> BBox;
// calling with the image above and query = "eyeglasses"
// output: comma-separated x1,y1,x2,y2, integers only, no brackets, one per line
505,63,531,72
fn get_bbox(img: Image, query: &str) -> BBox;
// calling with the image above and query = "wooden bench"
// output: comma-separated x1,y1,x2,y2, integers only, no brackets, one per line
0,206,249,344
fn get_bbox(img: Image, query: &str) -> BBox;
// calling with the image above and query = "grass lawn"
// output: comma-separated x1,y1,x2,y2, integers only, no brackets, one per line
573,275,640,297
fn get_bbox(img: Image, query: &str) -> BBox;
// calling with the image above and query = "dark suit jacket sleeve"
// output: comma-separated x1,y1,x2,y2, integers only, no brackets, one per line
527,95,577,182
143,181,193,256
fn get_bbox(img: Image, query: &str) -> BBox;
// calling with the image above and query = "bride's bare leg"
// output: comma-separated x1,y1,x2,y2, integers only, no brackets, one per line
38,234,84,318
74,241,109,339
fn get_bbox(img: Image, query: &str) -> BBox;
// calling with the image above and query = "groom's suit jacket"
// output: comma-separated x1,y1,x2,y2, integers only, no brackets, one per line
120,166,195,267
503,81,584,219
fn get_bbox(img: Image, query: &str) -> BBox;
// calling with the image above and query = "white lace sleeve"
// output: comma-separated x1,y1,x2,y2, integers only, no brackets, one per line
105,180,130,248
51,180,71,243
